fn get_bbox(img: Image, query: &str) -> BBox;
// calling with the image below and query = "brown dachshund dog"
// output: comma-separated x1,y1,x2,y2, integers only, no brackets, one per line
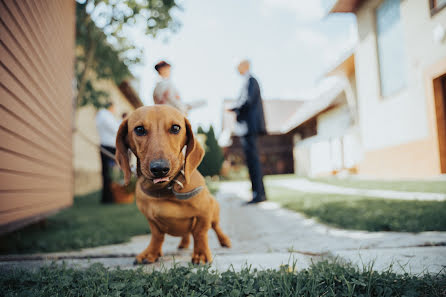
115,105,231,264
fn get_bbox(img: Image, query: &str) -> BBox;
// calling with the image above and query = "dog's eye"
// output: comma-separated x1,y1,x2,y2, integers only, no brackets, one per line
170,124,181,134
134,126,147,136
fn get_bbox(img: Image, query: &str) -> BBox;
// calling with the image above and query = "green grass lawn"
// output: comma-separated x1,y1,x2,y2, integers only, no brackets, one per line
0,261,444,297
0,192,149,255
309,176,446,193
267,186,446,232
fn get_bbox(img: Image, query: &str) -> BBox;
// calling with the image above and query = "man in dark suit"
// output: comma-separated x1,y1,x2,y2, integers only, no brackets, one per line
229,60,267,204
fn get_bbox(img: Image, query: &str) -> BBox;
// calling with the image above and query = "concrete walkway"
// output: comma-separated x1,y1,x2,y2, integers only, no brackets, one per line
269,178,446,201
1,181,445,274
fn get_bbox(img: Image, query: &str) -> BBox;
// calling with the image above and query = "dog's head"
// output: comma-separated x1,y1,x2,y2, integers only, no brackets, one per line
115,105,204,188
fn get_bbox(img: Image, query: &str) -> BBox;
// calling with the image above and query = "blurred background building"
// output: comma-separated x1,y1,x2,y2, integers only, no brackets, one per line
331,0,446,177
220,54,360,177
221,0,446,179
288,53,360,177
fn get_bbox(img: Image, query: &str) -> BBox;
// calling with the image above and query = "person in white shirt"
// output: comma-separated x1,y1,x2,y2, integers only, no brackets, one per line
228,60,267,204
153,61,189,114
95,102,120,203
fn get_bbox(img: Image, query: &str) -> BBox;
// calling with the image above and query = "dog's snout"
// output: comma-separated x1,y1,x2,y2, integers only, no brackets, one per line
150,159,170,177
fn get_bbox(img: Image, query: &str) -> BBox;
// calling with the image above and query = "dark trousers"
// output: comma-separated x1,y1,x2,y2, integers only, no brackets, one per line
100,145,116,204
241,134,266,200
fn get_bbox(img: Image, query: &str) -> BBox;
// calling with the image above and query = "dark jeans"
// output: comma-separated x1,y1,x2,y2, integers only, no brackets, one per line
100,145,116,204
241,134,266,200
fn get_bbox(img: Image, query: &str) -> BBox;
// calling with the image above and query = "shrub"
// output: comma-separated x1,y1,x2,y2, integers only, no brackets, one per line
197,126,224,177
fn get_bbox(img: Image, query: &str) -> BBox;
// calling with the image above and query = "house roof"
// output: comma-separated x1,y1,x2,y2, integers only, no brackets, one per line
280,81,347,134
278,52,356,134
329,0,364,13
118,80,144,109
221,99,305,136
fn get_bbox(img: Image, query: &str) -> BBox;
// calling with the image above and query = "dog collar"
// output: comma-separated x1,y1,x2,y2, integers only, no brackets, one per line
140,170,203,200
172,186,203,200
168,170,203,200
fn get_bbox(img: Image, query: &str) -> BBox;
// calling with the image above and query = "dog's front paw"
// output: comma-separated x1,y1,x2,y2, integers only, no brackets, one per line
134,252,161,265
191,250,212,264
219,235,232,248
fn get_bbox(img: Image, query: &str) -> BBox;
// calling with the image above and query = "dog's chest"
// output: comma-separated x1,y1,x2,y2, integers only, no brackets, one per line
137,198,196,235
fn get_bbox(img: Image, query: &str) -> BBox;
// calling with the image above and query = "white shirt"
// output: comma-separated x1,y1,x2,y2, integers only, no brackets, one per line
233,72,251,136
235,72,251,108
95,109,120,147
153,78,187,114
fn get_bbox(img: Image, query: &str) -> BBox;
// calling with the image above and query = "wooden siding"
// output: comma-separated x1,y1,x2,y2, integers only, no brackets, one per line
0,0,75,233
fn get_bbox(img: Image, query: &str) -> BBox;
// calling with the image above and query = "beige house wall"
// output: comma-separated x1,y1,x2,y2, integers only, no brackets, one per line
294,92,361,176
73,79,137,195
355,0,446,177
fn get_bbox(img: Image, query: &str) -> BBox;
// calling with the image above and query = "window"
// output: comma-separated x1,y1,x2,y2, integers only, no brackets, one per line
376,0,407,97
430,0,446,15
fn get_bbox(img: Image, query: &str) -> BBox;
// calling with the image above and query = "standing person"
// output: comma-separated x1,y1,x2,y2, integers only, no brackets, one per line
95,102,120,204
229,60,267,204
153,61,189,114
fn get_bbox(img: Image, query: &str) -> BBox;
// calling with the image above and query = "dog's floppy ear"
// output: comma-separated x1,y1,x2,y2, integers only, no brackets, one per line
115,118,132,185
184,117,204,185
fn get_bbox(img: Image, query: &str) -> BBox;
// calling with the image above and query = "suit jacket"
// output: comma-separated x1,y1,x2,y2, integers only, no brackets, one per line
233,76,267,136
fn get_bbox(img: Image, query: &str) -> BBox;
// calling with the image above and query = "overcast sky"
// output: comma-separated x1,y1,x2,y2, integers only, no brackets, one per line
128,0,356,132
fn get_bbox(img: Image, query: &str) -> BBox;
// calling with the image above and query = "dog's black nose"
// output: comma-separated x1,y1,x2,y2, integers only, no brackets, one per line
150,160,170,177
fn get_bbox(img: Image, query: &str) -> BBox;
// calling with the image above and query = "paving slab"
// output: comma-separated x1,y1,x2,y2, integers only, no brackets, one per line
0,253,316,273
268,178,446,201
331,246,446,274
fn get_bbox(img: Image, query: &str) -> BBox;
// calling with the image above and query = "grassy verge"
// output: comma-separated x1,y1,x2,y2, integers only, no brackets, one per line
0,261,444,297
308,177,446,193
263,174,446,193
267,186,446,232
0,192,149,254
206,180,220,195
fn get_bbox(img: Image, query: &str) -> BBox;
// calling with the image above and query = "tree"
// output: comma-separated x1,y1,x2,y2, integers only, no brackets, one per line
75,0,180,109
197,126,224,177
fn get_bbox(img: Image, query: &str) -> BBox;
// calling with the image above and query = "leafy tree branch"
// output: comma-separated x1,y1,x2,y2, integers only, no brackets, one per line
75,0,180,109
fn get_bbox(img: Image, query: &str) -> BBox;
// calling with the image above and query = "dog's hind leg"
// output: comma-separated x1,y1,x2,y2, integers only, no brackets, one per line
212,221,231,248
212,202,231,248
178,233,190,249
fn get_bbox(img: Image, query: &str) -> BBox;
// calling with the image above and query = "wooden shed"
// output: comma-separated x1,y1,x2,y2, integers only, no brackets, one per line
221,99,305,175
0,0,75,233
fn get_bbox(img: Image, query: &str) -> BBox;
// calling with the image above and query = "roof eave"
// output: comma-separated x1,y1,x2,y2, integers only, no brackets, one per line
325,53,355,78
280,82,347,134
118,81,144,109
